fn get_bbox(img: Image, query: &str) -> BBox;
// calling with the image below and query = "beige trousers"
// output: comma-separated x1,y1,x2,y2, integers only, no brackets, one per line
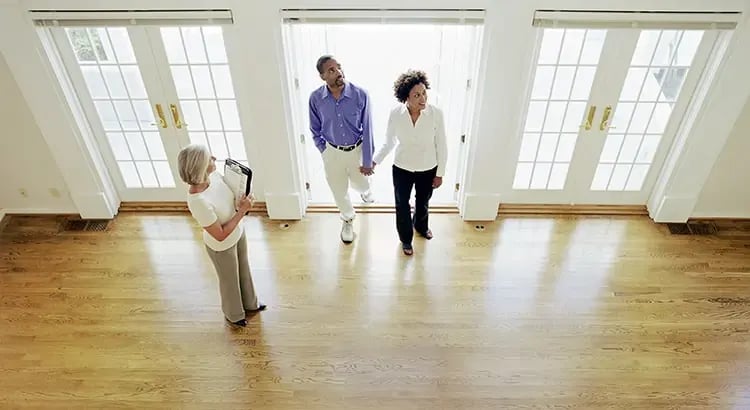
322,143,371,221
205,232,259,322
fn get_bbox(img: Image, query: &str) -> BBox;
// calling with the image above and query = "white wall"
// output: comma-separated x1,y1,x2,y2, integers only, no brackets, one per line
692,99,750,218
0,52,76,214
1,0,749,222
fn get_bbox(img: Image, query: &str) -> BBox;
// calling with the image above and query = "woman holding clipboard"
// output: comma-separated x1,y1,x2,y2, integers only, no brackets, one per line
177,144,266,327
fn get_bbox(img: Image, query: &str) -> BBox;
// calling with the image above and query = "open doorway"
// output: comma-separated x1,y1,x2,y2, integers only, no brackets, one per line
281,14,484,207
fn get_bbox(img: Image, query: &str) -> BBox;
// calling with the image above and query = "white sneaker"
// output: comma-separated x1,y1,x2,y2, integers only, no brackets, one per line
360,190,374,204
340,219,354,243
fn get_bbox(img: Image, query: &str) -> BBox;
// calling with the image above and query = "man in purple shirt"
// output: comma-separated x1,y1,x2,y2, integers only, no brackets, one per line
309,55,375,243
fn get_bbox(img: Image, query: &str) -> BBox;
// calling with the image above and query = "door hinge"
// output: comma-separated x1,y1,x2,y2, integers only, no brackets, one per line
300,134,305,144
455,183,460,192
460,134,466,143
305,182,310,190
294,78,300,89
466,79,471,89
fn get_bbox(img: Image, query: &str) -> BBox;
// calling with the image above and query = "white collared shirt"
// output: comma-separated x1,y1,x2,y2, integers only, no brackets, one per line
373,104,448,176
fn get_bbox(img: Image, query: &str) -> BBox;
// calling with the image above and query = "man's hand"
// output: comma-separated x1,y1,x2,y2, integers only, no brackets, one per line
360,163,375,176
432,176,443,189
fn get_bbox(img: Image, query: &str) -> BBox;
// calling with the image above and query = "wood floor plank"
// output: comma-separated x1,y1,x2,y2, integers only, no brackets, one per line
1,213,750,409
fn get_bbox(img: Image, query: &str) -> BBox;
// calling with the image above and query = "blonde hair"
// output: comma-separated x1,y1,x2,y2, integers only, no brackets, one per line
177,144,211,185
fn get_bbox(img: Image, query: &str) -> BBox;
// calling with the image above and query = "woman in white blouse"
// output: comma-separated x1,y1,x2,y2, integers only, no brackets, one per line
177,144,266,327
372,70,448,255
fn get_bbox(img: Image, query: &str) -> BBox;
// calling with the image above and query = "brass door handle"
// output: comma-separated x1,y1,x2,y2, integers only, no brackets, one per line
600,105,613,131
581,105,596,131
154,104,167,128
170,104,183,129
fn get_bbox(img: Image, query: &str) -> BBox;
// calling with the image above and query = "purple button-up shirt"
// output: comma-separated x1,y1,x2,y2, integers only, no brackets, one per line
308,81,374,168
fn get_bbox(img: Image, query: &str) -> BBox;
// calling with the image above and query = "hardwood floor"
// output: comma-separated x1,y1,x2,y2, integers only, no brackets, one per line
1,212,750,409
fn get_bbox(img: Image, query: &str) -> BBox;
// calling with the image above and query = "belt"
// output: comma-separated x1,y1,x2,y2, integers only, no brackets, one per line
329,139,362,152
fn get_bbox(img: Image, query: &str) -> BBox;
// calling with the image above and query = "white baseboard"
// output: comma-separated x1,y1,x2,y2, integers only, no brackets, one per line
0,208,79,216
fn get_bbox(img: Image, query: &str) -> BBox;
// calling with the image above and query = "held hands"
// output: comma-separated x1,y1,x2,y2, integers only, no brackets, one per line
360,162,376,176
432,176,443,189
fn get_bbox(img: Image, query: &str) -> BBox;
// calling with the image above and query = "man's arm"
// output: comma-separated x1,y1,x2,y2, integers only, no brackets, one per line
360,90,374,168
309,94,326,153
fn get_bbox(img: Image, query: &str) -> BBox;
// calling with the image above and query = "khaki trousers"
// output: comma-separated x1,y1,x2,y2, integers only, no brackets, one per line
205,232,259,322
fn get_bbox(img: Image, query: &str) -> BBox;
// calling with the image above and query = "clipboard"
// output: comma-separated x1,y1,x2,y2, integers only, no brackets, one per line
223,158,252,199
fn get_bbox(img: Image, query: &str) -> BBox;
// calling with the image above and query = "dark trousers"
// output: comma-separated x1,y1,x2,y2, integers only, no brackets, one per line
392,165,437,245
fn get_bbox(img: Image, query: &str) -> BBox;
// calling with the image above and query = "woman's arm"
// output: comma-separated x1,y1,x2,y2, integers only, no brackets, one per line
203,210,245,242
373,108,398,165
435,107,448,177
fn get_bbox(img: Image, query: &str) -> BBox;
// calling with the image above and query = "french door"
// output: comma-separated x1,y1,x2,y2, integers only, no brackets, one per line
51,23,249,201
506,26,718,204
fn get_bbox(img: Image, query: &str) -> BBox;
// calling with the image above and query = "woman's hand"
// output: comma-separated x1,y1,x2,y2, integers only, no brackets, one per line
237,195,254,214
432,176,443,189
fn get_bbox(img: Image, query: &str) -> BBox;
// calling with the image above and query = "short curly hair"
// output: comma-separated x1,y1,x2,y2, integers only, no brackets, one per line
393,69,430,103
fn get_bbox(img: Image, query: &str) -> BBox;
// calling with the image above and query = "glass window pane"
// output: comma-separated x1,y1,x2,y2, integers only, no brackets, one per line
590,163,614,191
627,103,655,134
219,100,241,131
181,101,204,130
152,161,176,188
636,134,661,164
513,163,533,190
113,101,138,130
107,28,136,64
538,29,564,64
518,133,540,162
619,68,647,101
579,30,606,65
631,30,661,65
100,66,127,98
67,28,96,62
211,65,235,98
562,102,584,132
647,103,672,134
207,132,229,160
536,134,558,162
625,164,650,191
80,66,109,99
551,67,575,99
609,164,631,190
639,68,663,101
135,161,159,188
106,132,131,161
675,31,703,66
132,100,156,131
651,30,680,66
121,66,147,99
611,103,634,132
555,133,577,162
524,101,547,132
618,134,643,163
548,163,569,190
600,134,624,163
93,28,116,63
570,66,595,100
191,65,215,98
657,67,688,102
94,101,120,131
530,66,554,100
171,66,196,99
189,131,208,147
182,27,208,64
142,132,167,160
161,28,187,64
118,161,141,188
199,100,222,130
125,132,149,160
543,102,566,132
558,29,585,64
203,27,228,63
530,162,552,189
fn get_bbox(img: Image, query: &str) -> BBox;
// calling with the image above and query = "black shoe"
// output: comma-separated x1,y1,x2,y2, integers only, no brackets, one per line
246,304,267,313
402,243,413,256
227,318,247,327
